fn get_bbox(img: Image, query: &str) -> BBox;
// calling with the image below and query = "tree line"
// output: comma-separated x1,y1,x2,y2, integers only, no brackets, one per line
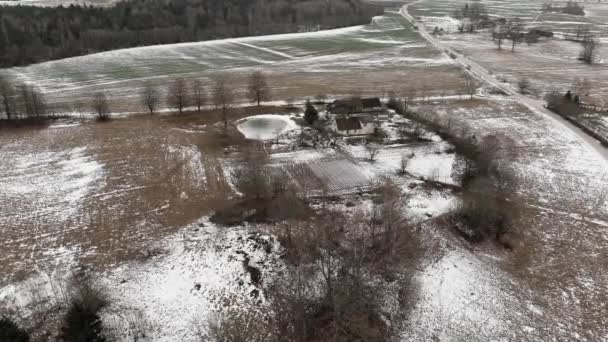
0,71,272,122
0,0,382,67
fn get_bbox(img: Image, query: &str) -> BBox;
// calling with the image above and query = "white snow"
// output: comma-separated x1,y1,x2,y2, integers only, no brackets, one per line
406,250,506,341
408,190,457,220
0,218,285,342
0,146,105,219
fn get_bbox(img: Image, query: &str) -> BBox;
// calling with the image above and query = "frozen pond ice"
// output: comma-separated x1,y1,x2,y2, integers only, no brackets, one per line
237,114,298,140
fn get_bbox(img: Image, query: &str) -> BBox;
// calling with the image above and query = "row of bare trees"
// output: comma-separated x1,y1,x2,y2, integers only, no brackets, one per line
141,71,270,116
0,71,271,122
492,19,524,51
492,19,600,63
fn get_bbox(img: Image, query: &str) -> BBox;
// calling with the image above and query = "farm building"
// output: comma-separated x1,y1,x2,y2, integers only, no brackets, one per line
330,115,377,136
327,97,384,115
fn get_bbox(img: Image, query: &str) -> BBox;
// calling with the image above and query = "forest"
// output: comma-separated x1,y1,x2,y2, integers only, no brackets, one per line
0,0,382,67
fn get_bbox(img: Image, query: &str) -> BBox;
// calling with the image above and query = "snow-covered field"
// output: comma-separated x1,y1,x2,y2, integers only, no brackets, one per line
0,218,286,341
2,89,607,342
0,0,116,6
408,97,608,341
1,0,608,339
0,117,222,285
0,110,464,341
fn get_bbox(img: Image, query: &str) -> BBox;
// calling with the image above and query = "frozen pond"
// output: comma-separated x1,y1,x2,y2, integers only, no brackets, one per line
237,114,298,140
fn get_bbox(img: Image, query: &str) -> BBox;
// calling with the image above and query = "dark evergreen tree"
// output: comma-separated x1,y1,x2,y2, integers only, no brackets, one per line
60,302,106,342
304,99,318,125
0,317,30,342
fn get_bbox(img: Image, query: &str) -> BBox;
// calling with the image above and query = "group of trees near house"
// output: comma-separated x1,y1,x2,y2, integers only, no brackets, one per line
542,1,585,15
452,1,489,32
0,0,383,67
545,78,593,116
492,19,525,51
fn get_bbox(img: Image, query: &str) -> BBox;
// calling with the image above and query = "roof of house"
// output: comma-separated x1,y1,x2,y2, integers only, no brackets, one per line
328,97,382,113
335,117,362,131
361,97,382,109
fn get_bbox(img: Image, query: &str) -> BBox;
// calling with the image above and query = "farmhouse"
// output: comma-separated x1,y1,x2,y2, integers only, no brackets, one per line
330,115,377,136
326,97,383,136
327,97,384,115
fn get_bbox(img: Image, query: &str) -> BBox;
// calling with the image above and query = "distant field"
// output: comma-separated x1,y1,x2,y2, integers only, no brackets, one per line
409,0,608,103
0,0,117,6
1,9,466,113
410,0,608,34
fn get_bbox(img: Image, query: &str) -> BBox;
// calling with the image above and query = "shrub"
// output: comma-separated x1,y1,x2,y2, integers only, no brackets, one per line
0,317,30,342
517,78,531,94
387,97,404,114
60,302,106,342
457,176,503,240
60,273,110,342
205,308,270,342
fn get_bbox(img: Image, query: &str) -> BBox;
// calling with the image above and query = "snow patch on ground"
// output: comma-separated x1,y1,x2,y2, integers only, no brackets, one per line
406,249,506,341
102,219,284,341
408,190,457,220
0,146,105,220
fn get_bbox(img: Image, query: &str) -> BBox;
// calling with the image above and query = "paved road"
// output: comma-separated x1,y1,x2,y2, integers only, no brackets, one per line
399,1,608,162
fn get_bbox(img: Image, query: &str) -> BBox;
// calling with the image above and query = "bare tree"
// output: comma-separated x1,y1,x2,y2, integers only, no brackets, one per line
191,79,205,113
365,143,380,162
167,78,189,114
213,75,234,132
463,72,477,100
92,92,110,120
72,100,86,119
406,87,417,104
231,144,271,200
517,78,531,94
141,84,160,115
247,71,270,106
398,152,414,174
493,25,505,50
506,20,523,52
17,84,32,118
575,24,592,42
31,87,47,117
0,76,14,119
580,37,599,64
17,83,46,118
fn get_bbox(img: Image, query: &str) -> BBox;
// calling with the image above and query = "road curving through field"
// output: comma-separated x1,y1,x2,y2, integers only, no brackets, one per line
400,0,608,163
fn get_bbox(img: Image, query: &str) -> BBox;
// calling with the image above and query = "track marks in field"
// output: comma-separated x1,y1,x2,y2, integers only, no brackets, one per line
231,41,297,60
